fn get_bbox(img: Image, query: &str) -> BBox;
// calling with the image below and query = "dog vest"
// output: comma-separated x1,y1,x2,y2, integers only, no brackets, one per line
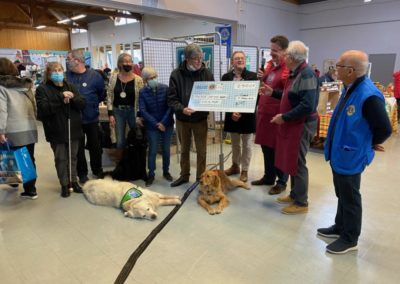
120,187,143,208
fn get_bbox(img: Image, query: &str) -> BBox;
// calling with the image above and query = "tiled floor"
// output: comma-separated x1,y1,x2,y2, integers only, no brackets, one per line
1,124,400,283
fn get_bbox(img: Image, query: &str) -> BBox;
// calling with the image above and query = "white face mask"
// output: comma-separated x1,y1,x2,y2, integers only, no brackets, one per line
187,64,198,72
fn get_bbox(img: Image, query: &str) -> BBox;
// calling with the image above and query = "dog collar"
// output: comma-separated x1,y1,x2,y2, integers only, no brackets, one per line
120,186,143,208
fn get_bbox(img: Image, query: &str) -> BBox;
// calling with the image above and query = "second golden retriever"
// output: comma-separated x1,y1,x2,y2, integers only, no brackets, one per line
198,169,250,215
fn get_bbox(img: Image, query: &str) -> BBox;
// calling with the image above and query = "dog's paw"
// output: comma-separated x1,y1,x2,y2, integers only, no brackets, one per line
124,211,129,217
214,208,222,214
208,209,216,215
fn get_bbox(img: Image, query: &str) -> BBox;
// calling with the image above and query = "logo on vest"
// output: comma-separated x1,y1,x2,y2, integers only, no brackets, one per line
346,105,355,116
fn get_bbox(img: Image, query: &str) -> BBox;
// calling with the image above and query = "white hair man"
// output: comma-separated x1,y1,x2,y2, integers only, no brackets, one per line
318,50,391,254
268,40,319,214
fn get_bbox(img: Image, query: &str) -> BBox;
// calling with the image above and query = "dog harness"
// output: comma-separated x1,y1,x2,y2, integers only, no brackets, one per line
120,186,143,208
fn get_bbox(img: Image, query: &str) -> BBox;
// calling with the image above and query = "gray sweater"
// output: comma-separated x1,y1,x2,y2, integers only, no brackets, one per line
0,75,38,147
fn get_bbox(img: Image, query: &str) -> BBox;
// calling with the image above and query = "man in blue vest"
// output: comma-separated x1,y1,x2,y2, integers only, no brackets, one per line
319,50,392,254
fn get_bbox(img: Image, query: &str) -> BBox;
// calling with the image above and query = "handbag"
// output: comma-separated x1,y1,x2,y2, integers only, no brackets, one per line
0,143,37,184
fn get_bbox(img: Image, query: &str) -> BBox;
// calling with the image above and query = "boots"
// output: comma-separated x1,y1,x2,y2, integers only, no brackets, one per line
240,171,248,182
61,185,70,198
225,163,240,176
72,182,83,193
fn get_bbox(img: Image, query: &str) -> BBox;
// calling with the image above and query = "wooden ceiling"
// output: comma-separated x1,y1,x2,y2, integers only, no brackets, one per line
0,0,142,31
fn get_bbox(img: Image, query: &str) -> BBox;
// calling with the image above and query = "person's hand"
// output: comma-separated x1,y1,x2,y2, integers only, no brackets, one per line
109,115,116,127
0,134,7,144
259,83,273,96
136,117,144,127
183,107,195,116
257,68,264,79
63,91,74,104
157,122,166,132
373,144,385,152
232,112,241,122
270,113,285,125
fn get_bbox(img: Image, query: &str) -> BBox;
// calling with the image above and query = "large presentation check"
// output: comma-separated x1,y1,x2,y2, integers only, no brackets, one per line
188,81,260,113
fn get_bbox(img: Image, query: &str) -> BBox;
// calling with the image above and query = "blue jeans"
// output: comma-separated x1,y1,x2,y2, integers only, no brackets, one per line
114,106,136,149
147,126,173,177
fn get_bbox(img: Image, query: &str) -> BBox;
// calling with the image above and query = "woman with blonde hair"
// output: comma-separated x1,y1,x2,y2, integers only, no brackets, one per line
36,61,86,197
107,53,144,149
0,57,38,199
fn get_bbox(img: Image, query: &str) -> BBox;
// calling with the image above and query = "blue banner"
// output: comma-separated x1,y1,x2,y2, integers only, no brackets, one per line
216,26,232,59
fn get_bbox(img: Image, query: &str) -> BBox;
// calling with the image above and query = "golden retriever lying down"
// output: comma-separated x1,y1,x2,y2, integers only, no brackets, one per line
82,178,181,220
198,170,250,215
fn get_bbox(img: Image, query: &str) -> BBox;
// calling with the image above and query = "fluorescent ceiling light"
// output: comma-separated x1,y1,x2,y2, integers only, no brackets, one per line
364,0,372,2
57,18,71,24
71,14,86,20
35,25,46,29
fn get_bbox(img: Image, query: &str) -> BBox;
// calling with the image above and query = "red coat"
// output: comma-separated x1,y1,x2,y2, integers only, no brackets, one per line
393,71,400,99
254,59,289,148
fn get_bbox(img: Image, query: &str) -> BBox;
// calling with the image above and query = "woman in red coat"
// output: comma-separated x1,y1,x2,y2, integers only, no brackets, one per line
393,70,400,120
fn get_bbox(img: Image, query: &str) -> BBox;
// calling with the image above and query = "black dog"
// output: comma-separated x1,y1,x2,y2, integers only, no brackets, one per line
104,126,148,182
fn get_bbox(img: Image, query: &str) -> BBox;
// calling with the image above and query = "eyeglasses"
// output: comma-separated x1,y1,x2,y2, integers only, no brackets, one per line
189,56,203,62
335,64,355,70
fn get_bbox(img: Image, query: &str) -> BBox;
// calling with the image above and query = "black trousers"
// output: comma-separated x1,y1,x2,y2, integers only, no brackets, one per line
261,145,288,186
332,169,362,244
77,122,103,177
11,143,36,194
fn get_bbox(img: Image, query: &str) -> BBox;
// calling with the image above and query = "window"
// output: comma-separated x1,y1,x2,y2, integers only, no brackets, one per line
72,28,87,34
114,11,138,26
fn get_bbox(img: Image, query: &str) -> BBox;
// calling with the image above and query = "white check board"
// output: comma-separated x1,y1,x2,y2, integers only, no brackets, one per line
188,81,260,113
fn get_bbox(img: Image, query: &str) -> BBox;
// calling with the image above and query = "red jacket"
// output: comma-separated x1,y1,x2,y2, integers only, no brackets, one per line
393,71,400,99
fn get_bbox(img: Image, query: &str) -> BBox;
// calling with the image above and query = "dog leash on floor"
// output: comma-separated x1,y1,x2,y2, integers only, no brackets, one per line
114,181,199,284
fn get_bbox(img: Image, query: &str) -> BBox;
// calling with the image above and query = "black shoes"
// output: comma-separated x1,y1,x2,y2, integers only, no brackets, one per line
61,185,70,198
170,176,189,187
163,172,173,181
146,176,154,187
79,175,89,184
326,239,358,254
72,182,83,193
251,177,273,186
20,192,38,200
317,225,341,238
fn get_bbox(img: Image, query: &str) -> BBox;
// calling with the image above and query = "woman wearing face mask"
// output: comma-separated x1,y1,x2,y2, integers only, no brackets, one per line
106,53,144,149
36,62,86,198
139,67,174,187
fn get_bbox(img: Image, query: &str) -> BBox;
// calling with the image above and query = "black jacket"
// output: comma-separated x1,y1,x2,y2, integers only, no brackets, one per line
36,80,86,143
222,69,258,134
168,62,214,122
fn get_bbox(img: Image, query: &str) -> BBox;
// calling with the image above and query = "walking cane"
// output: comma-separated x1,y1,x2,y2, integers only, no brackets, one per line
67,102,73,193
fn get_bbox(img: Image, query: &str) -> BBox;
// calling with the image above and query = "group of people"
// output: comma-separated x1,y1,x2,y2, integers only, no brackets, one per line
0,37,393,254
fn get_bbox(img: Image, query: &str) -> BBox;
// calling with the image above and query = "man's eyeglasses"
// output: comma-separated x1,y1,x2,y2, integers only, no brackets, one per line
335,64,355,70
189,56,203,62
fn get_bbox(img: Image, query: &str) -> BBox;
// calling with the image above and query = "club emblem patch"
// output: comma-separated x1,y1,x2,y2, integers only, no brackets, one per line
346,105,355,116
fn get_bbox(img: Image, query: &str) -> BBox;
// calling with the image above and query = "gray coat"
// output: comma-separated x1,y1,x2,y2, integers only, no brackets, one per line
0,75,38,147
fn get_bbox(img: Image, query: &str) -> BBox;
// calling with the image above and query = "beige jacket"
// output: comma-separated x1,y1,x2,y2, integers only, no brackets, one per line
106,72,144,115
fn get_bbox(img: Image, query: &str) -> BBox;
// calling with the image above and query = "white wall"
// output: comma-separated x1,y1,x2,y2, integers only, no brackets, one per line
299,0,400,71
238,0,300,47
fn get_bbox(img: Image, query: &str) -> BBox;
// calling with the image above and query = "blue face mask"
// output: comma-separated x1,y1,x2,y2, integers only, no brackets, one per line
51,72,64,83
148,78,158,89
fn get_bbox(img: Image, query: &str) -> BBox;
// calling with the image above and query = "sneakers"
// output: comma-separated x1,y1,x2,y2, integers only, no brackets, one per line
240,171,248,182
170,176,189,187
163,173,173,181
146,176,154,187
317,226,341,238
269,184,287,195
281,204,308,214
224,164,240,176
20,192,38,200
326,239,358,254
276,195,294,204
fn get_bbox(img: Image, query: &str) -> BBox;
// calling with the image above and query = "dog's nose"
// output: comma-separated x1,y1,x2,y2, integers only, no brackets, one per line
151,214,157,220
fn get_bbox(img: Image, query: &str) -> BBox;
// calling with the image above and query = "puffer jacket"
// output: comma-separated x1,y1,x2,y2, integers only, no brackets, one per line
0,75,38,146
168,62,214,122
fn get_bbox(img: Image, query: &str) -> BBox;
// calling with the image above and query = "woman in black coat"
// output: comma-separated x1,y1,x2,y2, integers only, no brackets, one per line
36,62,86,197
223,51,258,182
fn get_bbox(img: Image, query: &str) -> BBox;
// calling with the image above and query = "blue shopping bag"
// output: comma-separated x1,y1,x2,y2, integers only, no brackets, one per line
0,143,36,184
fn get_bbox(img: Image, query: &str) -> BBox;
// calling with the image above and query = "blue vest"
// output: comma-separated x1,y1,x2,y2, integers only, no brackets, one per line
324,78,384,175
